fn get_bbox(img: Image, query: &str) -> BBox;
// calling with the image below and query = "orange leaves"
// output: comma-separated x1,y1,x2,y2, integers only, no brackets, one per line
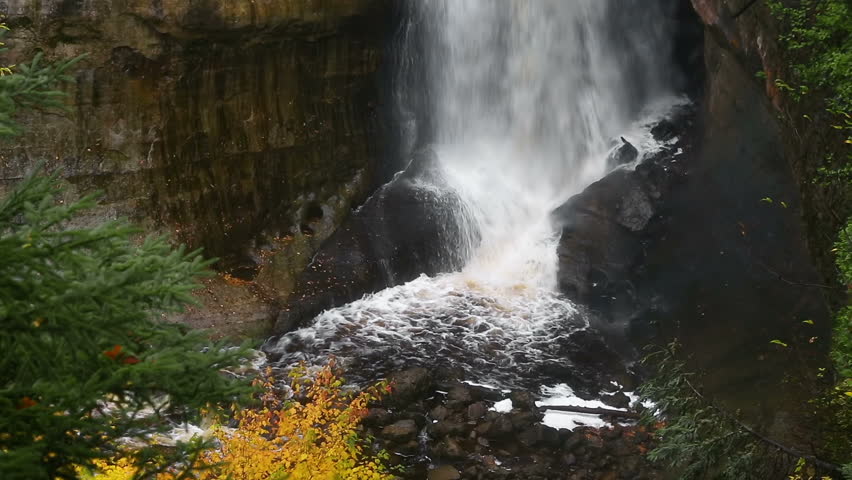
17,396,37,409
104,345,123,360
103,345,140,365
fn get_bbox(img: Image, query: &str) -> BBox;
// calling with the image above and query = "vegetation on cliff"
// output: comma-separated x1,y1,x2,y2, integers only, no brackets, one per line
769,0,852,469
767,0,852,110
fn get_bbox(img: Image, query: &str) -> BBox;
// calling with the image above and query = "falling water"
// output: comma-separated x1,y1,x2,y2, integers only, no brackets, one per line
423,0,678,289
267,0,684,391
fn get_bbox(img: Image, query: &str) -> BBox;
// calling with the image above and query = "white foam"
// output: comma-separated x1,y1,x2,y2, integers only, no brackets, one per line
491,399,514,413
266,273,586,387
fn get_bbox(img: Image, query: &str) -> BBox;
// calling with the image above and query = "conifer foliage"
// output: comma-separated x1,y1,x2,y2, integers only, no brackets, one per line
0,171,254,480
0,30,253,479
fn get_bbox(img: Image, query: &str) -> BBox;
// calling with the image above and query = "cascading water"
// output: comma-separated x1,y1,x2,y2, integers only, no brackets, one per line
425,0,677,289
267,0,685,394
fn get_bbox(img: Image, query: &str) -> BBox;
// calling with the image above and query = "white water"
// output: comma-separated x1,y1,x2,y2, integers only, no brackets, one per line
268,0,682,395
426,0,677,290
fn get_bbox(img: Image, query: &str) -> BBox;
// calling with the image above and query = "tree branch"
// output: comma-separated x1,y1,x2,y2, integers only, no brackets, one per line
541,404,640,419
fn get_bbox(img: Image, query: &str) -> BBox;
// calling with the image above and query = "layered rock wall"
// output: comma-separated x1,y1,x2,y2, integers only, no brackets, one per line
0,0,394,336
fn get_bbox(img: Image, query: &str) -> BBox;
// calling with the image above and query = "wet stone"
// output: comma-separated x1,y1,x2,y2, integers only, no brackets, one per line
509,391,536,410
431,417,469,437
428,465,461,480
563,432,586,452
467,401,487,420
509,411,539,430
447,385,474,406
386,368,433,406
434,436,467,459
601,391,631,410
651,119,677,141
431,404,450,421
363,408,392,427
381,419,418,441
518,424,560,448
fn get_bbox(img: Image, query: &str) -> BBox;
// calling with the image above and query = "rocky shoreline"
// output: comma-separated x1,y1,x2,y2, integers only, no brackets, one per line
367,368,664,480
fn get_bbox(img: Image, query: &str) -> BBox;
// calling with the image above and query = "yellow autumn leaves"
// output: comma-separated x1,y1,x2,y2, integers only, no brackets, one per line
78,362,396,480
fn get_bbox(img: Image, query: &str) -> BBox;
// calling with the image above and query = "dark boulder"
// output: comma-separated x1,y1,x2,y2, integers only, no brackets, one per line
273,148,468,333
550,106,694,353
384,367,434,407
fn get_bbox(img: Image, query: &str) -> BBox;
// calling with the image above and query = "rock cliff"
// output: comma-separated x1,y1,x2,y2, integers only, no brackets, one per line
551,0,835,442
0,0,394,336
691,0,851,291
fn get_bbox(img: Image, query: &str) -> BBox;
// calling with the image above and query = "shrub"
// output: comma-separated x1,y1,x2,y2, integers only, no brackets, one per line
76,361,397,480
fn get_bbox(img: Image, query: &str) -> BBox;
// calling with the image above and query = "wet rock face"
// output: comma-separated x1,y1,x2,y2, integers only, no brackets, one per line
0,0,393,274
689,0,851,291
552,106,695,350
604,138,638,171
555,5,831,432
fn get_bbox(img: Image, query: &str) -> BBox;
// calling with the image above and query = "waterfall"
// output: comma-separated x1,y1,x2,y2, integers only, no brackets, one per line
268,0,685,390
411,0,678,290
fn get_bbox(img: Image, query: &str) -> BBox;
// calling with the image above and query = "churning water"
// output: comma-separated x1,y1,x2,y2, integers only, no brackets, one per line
267,1,683,391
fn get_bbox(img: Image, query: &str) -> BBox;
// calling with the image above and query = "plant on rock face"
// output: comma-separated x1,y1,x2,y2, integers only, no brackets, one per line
0,23,85,136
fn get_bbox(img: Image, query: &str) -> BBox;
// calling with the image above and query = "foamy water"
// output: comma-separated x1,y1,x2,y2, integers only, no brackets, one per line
266,273,585,387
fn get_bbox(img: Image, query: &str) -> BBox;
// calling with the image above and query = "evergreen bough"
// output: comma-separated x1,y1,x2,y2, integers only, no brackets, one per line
0,171,254,479
0,26,254,480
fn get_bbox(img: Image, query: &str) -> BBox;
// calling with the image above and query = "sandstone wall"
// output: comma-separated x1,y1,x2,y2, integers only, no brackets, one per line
0,0,394,336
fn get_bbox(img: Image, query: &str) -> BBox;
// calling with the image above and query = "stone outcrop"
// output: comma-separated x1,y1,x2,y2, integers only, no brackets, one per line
554,1,833,443
553,108,694,353
0,0,394,335
690,0,851,292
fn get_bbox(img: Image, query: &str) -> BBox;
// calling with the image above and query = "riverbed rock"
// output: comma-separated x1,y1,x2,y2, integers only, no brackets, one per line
384,367,434,407
381,419,418,441
467,402,487,420
427,465,461,480
509,391,537,411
